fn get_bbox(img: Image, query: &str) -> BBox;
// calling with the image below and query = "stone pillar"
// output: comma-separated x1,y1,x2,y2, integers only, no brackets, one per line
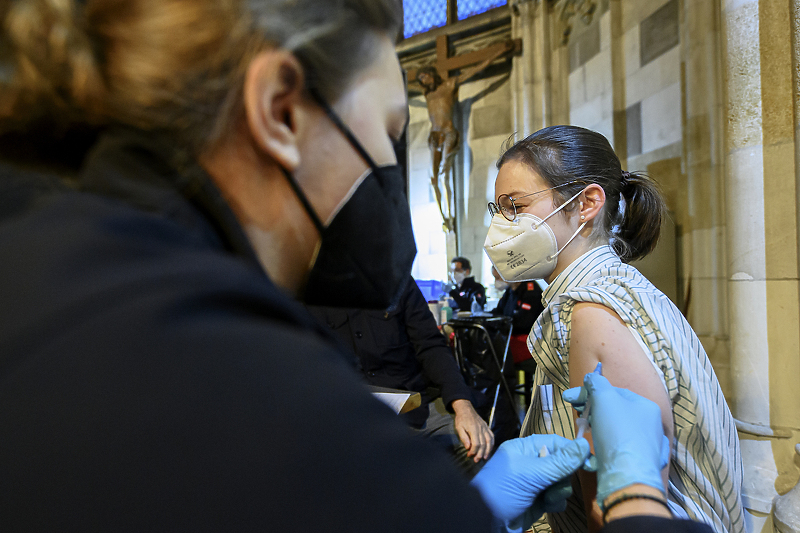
609,0,626,159
680,0,730,396
510,0,553,138
511,0,534,138
721,0,800,530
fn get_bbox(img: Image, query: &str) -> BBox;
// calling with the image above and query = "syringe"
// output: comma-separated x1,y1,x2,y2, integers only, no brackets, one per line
575,362,603,440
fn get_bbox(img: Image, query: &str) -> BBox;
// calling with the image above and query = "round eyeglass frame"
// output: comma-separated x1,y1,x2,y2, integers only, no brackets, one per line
487,180,584,222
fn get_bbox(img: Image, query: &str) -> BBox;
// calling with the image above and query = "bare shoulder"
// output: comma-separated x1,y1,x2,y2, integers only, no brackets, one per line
569,302,672,427
568,303,627,382
569,302,649,391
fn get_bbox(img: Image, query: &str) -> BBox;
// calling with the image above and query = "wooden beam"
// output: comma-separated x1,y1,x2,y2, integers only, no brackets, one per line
436,35,450,79
405,38,521,87
438,39,521,72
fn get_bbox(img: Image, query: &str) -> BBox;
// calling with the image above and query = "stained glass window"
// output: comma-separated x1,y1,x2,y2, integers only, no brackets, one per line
403,0,447,39
457,0,507,20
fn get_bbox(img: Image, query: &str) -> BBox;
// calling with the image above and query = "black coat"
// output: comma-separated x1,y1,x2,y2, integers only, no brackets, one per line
309,279,473,428
492,281,545,335
0,129,491,532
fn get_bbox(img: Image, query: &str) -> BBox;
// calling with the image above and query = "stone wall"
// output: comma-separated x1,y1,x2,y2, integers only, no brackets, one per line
403,0,800,527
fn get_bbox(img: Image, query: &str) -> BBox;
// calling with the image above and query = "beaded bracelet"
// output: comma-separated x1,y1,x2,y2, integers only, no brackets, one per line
602,493,672,524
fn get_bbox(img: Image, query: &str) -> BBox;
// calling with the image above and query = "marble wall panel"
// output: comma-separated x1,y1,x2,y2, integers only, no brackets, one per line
623,24,641,76
641,82,682,153
570,94,606,131
568,67,587,108
630,213,679,304
625,45,679,107
626,102,642,156
569,21,601,72
600,10,612,51
621,0,673,32
584,48,613,102
471,105,513,139
639,0,679,66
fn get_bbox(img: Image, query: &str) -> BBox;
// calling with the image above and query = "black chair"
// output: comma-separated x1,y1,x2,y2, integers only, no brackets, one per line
446,315,520,446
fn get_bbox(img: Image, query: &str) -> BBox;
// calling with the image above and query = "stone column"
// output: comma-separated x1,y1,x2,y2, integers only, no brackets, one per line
721,0,800,530
681,0,730,396
510,0,554,138
773,2,800,530
510,0,533,137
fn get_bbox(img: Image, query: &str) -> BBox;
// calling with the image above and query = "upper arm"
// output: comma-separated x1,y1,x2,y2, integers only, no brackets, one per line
568,302,673,530
568,302,673,442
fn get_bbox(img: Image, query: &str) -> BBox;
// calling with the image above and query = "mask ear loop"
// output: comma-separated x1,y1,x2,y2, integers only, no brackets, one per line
278,87,382,237
533,188,588,261
307,87,380,171
279,167,325,235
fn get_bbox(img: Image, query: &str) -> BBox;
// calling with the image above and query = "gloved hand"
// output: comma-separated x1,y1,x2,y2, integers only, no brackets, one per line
562,372,670,509
470,434,591,533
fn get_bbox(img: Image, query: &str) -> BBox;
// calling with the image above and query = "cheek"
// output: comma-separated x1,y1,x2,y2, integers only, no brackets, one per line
295,130,367,224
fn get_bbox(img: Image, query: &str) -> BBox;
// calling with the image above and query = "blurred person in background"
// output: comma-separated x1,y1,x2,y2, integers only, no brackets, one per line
449,255,486,311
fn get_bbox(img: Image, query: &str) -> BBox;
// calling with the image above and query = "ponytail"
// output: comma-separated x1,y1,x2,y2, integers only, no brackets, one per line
612,171,665,263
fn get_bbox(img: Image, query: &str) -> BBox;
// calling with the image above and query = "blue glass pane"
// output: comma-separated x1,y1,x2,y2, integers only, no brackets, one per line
457,0,507,20
403,0,447,39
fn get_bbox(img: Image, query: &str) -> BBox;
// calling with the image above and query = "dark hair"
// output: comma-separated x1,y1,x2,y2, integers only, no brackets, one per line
451,256,471,271
496,125,665,262
416,66,442,87
0,0,402,155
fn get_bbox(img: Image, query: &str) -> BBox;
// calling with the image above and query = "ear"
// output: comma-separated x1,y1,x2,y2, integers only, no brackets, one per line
243,50,305,171
579,184,606,223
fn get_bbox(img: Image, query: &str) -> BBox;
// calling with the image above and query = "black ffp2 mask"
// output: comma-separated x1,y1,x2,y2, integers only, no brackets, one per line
284,89,416,310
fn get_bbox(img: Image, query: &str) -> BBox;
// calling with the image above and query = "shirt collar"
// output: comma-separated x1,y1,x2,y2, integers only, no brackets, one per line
542,245,619,305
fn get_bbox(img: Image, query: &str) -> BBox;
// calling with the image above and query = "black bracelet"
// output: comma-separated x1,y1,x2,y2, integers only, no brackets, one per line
602,493,672,524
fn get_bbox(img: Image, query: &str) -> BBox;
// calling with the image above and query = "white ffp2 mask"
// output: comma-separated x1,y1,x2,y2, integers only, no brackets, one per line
483,189,587,282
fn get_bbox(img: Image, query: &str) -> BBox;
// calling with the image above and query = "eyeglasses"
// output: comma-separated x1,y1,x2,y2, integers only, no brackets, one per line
487,180,583,222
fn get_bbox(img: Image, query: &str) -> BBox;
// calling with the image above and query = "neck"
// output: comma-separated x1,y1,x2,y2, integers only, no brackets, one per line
544,233,601,285
200,134,319,295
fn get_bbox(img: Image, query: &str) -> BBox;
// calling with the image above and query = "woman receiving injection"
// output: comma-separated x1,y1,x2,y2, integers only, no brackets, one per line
484,126,744,532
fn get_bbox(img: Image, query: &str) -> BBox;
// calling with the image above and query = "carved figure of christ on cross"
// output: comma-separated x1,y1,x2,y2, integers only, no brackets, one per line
408,35,517,233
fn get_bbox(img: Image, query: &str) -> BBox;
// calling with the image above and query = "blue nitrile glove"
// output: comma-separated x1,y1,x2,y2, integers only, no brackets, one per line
562,373,670,509
470,434,591,533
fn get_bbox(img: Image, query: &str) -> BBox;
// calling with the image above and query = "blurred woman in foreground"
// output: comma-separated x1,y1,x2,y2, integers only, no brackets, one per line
0,1,488,530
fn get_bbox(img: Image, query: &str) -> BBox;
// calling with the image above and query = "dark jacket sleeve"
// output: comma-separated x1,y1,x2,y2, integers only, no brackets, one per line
601,516,714,533
403,280,473,408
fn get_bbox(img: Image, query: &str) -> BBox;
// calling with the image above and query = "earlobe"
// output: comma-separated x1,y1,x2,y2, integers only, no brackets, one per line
243,50,305,171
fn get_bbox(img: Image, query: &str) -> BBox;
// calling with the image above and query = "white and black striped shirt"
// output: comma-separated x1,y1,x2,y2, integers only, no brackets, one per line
522,246,745,533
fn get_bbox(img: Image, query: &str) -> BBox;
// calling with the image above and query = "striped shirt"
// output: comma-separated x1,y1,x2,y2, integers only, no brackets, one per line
521,245,745,533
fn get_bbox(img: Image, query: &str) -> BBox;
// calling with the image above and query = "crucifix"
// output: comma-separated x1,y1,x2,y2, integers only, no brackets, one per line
407,35,520,236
